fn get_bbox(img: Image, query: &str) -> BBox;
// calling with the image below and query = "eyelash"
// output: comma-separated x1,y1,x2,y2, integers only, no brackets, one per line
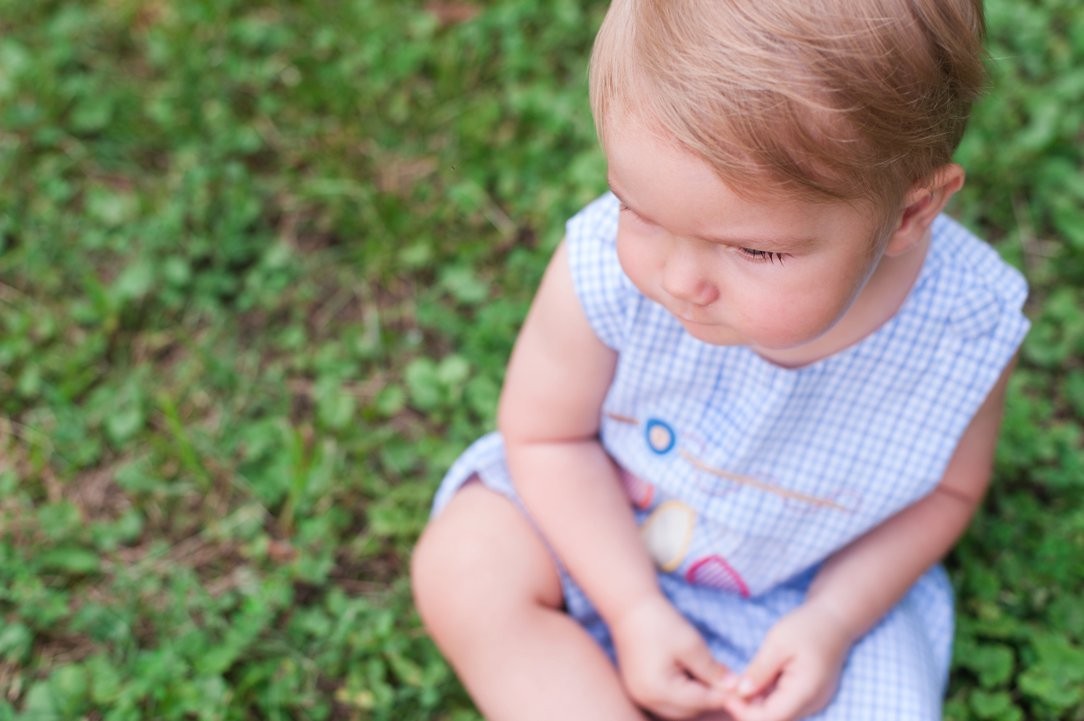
739,248,787,265
619,203,787,265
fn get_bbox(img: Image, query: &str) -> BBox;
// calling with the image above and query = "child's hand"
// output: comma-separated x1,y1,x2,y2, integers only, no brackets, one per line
609,594,734,719
722,603,852,721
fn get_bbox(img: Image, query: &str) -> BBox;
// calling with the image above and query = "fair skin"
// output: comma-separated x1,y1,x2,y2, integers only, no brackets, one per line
412,113,1012,721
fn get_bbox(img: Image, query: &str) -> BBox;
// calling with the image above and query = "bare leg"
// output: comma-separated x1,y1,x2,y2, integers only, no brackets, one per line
412,482,647,721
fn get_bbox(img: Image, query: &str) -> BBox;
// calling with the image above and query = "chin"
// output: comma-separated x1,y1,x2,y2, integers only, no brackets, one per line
749,332,839,367
680,322,741,347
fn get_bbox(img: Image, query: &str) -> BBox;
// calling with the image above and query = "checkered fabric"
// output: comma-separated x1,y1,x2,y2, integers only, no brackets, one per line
431,193,1029,719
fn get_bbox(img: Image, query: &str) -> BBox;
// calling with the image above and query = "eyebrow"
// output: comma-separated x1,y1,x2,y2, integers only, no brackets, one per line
607,176,816,252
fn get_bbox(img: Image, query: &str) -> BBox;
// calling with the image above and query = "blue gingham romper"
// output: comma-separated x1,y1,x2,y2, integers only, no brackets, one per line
430,193,1030,719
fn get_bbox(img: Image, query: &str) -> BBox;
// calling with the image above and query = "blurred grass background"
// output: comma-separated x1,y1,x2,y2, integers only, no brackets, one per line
0,0,1081,719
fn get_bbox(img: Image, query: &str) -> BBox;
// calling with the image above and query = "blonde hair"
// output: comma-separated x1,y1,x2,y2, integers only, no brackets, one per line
590,0,986,217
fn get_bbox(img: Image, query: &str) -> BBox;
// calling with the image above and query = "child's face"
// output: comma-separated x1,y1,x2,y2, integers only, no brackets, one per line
604,115,892,360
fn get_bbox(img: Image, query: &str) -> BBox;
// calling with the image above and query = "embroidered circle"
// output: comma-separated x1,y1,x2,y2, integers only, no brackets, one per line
644,419,677,455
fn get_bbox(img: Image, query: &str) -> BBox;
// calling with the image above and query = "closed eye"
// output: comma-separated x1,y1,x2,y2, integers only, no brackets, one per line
617,203,666,235
739,248,787,265
618,197,789,264
618,202,651,224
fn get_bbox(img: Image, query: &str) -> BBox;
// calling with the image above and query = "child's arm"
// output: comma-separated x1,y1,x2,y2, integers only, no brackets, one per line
725,360,1016,721
498,241,732,719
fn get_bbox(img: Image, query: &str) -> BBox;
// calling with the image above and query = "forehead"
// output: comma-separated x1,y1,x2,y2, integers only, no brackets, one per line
604,118,724,206
602,112,888,250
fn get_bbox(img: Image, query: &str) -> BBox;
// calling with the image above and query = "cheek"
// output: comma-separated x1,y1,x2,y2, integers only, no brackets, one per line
740,274,862,346
615,227,659,292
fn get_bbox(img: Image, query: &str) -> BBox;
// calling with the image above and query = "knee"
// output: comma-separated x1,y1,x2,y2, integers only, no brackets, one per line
411,523,460,627
410,517,495,636
412,492,564,643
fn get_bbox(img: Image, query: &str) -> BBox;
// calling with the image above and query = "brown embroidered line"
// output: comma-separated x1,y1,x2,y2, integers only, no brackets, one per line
680,450,850,512
605,411,848,512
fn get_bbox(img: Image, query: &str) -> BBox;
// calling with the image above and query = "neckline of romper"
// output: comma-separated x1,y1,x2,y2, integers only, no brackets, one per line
740,222,944,379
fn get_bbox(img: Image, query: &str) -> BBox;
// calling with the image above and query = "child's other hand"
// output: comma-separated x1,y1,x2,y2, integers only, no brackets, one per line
609,594,734,719
722,602,852,721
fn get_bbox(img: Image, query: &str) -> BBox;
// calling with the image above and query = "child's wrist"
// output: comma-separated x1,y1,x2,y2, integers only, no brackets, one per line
802,595,863,647
605,589,672,634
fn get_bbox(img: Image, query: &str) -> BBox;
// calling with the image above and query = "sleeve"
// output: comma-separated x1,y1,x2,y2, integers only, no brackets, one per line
564,192,638,351
937,216,1029,406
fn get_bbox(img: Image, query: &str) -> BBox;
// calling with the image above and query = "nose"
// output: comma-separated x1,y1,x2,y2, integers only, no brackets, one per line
661,246,718,307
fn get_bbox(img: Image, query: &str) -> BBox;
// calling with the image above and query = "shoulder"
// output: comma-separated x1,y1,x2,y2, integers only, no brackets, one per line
885,214,1031,449
923,214,1029,343
566,191,621,242
929,215,1027,296
565,192,623,282
564,193,640,350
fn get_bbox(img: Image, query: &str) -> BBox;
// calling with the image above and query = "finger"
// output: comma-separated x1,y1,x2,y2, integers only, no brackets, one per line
732,641,787,700
725,665,821,721
678,638,732,688
728,692,807,721
623,666,712,719
654,671,729,719
644,649,733,719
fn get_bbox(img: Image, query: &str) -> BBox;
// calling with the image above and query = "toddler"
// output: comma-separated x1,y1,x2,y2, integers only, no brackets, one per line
411,1,1029,719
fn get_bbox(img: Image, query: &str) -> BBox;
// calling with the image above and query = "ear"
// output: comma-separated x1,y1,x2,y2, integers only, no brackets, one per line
884,164,965,256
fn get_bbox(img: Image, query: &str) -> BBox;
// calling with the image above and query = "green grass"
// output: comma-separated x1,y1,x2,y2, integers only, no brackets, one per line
0,0,1081,719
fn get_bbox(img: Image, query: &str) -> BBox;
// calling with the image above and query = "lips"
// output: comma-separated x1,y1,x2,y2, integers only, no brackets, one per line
667,303,712,324
675,312,718,327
